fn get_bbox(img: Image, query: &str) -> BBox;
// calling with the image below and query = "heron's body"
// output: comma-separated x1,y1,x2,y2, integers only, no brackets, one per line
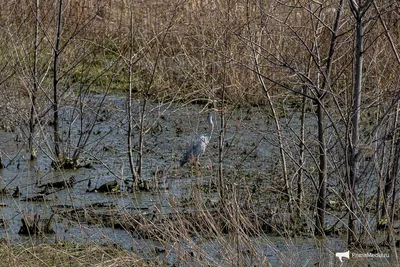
180,135,210,167
180,112,214,167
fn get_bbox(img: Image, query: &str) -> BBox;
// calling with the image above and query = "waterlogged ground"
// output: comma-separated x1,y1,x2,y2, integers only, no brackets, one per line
0,94,395,265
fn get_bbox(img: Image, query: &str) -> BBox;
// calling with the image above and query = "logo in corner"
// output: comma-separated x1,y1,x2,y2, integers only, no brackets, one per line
335,250,350,262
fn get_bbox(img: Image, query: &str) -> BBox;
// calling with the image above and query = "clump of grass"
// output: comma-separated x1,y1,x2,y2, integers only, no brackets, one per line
0,242,153,267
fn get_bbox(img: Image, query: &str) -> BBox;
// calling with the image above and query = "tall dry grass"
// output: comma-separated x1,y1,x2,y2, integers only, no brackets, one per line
0,0,399,265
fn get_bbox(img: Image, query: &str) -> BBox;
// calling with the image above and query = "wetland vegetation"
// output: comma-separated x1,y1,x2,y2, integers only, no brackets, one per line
0,0,399,266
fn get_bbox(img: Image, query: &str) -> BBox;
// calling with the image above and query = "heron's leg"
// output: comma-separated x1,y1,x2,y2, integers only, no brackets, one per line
195,156,201,166
189,152,196,164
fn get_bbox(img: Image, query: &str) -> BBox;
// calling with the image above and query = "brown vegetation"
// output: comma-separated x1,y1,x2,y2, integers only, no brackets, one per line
0,0,399,265
0,242,153,267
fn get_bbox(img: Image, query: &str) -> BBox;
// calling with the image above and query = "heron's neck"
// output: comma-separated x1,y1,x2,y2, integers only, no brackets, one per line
207,123,214,139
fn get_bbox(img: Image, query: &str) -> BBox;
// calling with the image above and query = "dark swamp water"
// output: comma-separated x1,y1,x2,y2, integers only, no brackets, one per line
0,94,395,266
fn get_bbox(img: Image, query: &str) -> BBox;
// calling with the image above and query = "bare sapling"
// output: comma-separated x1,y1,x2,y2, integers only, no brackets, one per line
28,0,40,161
347,0,373,245
52,0,63,165
127,0,139,183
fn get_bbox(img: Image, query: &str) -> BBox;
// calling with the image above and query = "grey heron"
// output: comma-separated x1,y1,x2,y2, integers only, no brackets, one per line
180,112,214,167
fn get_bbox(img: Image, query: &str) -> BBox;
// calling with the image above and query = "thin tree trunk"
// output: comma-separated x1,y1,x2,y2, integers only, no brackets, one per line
218,0,232,202
297,91,306,218
28,0,40,160
375,147,384,226
53,0,63,162
218,86,225,201
255,59,292,214
269,91,292,213
381,107,399,220
315,94,327,235
137,99,147,179
315,0,343,235
127,0,138,182
373,1,400,232
254,32,293,214
374,91,384,228
348,0,369,243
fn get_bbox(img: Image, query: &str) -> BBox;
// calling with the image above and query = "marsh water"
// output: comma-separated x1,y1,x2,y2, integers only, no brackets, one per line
0,94,394,266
